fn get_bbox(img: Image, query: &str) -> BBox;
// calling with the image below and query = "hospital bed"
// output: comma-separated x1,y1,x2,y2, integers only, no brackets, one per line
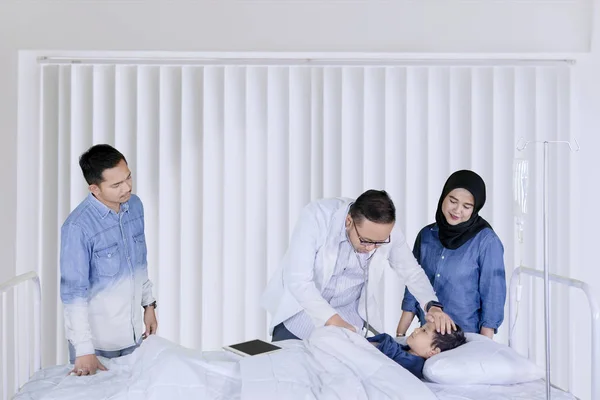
1,268,597,400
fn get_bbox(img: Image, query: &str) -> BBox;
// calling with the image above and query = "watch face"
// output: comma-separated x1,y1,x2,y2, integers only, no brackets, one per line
427,301,442,311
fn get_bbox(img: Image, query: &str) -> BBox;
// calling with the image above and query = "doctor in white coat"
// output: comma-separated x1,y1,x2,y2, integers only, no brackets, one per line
261,190,455,342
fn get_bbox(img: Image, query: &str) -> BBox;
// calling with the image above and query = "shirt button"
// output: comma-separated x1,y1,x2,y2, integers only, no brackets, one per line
108,254,111,258
436,274,440,277
441,255,445,259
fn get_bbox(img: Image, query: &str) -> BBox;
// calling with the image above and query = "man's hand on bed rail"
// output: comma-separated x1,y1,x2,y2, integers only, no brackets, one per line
69,354,107,376
425,307,456,335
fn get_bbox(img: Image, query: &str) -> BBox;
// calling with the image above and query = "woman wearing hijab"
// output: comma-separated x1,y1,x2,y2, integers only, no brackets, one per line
396,170,506,339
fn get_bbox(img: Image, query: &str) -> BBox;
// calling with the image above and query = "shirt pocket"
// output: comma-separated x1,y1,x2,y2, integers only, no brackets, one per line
93,243,121,277
132,232,147,266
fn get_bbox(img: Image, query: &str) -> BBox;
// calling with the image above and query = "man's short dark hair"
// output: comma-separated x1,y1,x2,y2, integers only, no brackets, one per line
432,324,467,352
349,190,396,225
79,144,127,186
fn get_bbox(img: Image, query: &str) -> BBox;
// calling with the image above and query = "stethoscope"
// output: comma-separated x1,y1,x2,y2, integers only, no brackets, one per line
346,227,379,338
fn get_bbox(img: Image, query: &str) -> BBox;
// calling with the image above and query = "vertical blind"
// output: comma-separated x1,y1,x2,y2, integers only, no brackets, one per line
13,61,577,394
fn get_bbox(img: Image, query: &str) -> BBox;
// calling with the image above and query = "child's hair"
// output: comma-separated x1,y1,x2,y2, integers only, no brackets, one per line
432,324,467,352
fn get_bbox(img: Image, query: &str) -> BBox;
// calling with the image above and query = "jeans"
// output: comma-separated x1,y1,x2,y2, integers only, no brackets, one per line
68,339,142,364
271,322,301,342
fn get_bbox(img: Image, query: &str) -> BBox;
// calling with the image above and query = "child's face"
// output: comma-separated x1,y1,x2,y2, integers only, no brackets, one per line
406,322,441,359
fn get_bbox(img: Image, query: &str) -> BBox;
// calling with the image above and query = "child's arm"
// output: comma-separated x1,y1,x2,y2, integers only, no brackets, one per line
368,333,425,379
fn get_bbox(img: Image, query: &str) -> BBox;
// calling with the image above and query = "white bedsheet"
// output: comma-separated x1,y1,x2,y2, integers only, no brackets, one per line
15,339,241,400
15,326,438,400
426,380,577,400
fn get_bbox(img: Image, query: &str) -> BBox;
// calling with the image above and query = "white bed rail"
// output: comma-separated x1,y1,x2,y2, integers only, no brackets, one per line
509,266,600,400
0,271,41,400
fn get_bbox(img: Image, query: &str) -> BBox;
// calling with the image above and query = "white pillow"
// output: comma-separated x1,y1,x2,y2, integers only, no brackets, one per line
422,332,544,385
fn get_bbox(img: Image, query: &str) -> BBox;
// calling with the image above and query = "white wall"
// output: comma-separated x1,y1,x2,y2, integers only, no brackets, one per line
0,0,592,282
0,0,599,397
0,0,592,284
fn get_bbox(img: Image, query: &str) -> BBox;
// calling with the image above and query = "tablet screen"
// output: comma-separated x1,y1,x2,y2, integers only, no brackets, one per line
227,339,281,356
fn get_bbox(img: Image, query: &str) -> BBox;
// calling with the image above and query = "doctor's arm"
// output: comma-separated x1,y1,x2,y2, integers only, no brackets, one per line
282,205,346,329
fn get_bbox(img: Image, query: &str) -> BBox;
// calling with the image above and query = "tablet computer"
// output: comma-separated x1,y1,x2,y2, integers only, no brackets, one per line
223,339,282,357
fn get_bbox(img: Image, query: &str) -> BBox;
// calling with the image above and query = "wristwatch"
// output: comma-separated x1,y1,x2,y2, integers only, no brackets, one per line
425,300,443,312
143,301,157,310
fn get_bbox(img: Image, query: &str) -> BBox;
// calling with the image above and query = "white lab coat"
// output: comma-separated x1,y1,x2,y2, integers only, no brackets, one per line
261,197,438,334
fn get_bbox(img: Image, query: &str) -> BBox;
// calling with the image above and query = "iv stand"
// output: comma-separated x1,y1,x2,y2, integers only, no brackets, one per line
515,138,580,400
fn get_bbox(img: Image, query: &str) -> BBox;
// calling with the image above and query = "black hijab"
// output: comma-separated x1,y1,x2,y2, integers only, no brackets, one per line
435,170,492,249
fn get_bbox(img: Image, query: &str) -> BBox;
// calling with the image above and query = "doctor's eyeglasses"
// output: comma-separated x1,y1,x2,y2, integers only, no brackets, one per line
352,220,391,247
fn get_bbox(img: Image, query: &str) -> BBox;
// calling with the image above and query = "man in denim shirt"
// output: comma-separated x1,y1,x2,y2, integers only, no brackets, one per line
60,144,157,376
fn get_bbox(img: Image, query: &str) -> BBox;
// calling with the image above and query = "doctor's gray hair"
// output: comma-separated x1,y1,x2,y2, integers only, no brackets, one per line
350,190,396,225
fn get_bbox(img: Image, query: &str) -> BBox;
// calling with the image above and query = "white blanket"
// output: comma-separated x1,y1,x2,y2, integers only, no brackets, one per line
16,327,437,400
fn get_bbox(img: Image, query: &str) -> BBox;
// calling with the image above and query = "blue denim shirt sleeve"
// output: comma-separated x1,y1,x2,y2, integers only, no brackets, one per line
136,200,155,307
401,287,419,313
478,233,506,331
60,223,91,304
60,222,95,356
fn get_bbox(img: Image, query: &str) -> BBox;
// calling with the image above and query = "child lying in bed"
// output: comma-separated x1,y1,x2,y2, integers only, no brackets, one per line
368,321,466,379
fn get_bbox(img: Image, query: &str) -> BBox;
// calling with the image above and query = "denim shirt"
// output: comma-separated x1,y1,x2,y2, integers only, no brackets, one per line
60,193,155,356
402,224,506,333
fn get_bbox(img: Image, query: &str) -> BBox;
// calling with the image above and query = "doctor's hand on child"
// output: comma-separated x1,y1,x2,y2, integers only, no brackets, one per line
325,314,357,333
425,307,456,335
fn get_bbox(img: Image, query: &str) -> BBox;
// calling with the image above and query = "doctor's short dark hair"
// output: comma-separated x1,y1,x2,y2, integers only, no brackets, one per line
79,144,127,186
350,190,396,225
432,324,467,352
